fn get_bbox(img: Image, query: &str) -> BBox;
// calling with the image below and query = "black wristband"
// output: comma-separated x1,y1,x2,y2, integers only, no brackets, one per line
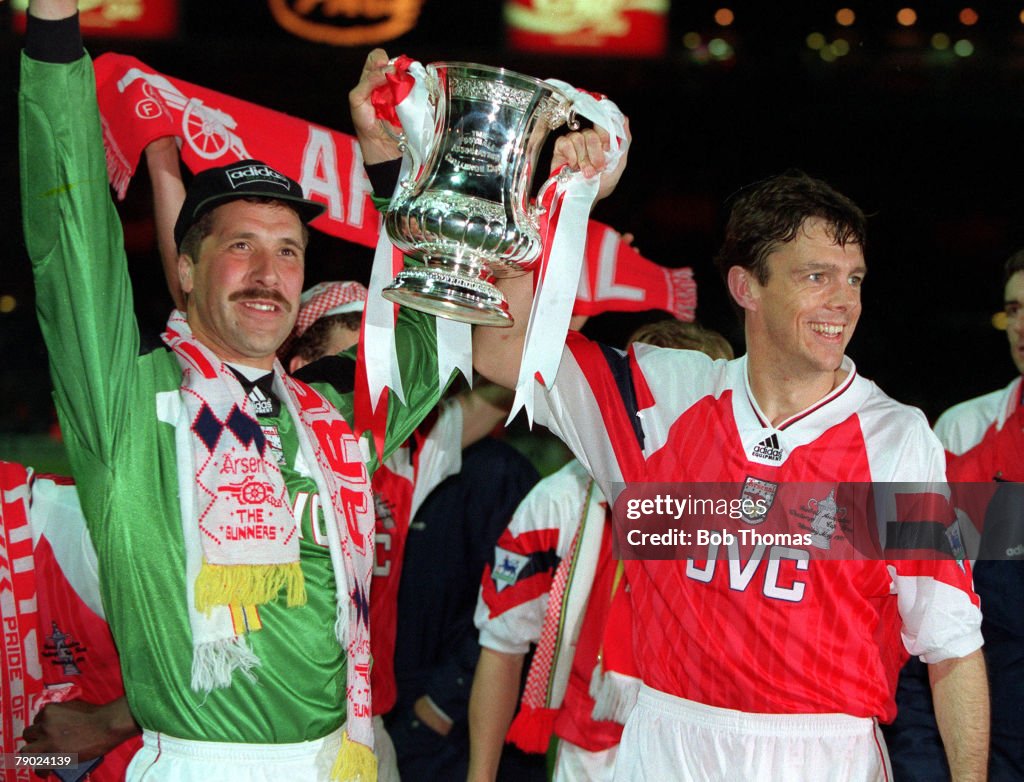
25,12,84,64
366,158,402,197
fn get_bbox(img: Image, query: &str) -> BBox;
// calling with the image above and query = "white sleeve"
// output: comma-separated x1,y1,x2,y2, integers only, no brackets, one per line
30,476,105,620
475,462,592,654
878,417,984,662
892,566,984,663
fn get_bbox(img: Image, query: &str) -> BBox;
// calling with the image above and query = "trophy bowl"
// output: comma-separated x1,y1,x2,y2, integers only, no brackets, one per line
383,62,576,326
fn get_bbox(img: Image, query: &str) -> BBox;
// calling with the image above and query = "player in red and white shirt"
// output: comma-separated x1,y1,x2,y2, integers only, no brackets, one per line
935,378,1022,459
932,246,1024,459
469,321,733,782
885,249,1024,782
475,157,987,780
470,461,625,781
1,461,141,781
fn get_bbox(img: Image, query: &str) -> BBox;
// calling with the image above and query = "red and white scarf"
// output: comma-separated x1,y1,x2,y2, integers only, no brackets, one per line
587,561,641,725
503,476,638,753
575,221,696,321
162,312,376,781
0,462,45,764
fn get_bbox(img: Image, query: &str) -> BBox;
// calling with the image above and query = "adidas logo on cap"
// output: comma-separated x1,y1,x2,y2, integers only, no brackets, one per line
751,433,783,462
225,163,291,191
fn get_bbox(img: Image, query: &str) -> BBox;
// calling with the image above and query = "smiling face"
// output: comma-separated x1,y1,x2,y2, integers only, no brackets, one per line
178,199,306,369
739,216,865,383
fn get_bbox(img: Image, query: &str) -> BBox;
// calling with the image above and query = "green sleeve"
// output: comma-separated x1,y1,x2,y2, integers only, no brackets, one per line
19,52,140,472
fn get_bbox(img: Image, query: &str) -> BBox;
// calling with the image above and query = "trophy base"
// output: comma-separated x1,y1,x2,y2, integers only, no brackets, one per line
382,267,514,327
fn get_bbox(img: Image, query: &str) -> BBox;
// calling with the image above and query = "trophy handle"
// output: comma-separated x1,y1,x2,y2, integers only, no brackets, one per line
545,98,579,132
379,120,408,153
378,117,423,189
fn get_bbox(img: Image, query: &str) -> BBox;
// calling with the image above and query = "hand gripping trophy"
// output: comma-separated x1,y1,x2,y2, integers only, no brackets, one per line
374,57,626,327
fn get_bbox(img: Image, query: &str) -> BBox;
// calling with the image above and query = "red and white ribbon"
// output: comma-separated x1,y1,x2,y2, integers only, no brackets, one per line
511,83,629,423
365,57,433,409
366,58,474,411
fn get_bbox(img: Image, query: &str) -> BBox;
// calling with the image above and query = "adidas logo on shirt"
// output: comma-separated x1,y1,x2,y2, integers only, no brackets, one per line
751,433,783,462
248,385,275,417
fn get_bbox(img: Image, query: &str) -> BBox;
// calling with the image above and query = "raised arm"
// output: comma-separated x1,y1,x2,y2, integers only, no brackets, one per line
144,136,187,310
471,122,628,389
22,0,142,468
928,649,989,781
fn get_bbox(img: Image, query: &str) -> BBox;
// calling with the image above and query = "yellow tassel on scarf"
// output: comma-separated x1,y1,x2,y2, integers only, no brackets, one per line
331,730,378,782
194,560,307,613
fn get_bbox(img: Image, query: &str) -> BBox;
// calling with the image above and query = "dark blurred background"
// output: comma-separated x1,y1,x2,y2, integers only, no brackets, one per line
3,0,1024,471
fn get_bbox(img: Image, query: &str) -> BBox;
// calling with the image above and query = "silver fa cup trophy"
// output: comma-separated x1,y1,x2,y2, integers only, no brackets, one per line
383,62,577,326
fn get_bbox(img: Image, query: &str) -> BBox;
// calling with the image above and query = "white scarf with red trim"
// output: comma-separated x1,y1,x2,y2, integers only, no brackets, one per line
162,312,376,778
505,478,602,751
0,462,45,757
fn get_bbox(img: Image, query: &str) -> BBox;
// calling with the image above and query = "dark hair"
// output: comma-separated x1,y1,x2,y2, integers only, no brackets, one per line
713,170,867,286
177,197,309,260
283,312,363,365
627,319,734,360
1004,248,1024,286
178,209,216,263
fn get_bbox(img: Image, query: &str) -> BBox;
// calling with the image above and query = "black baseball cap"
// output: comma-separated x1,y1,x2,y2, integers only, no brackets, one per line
173,159,326,249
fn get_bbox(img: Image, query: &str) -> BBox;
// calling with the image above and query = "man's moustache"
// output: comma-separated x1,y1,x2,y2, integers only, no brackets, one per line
230,289,291,311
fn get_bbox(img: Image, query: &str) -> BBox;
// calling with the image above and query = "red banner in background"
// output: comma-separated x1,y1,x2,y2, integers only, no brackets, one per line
12,0,178,39
94,53,694,320
504,0,667,57
94,53,381,249
575,222,695,321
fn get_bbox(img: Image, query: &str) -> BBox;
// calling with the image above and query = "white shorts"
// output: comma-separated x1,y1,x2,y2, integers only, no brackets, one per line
554,739,618,782
612,686,892,782
373,715,400,782
126,728,342,781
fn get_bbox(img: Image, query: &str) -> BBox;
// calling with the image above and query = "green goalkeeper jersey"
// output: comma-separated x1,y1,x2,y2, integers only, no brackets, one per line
20,51,447,743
